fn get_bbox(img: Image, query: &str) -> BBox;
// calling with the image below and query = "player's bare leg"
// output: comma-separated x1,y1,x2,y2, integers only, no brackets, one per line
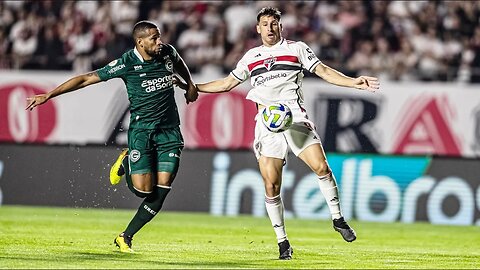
258,155,293,260
298,144,356,242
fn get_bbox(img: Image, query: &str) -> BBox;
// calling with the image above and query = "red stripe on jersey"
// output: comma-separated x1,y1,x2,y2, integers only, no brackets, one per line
247,55,299,71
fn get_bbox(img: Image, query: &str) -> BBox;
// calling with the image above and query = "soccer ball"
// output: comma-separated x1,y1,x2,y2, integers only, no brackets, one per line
261,103,293,132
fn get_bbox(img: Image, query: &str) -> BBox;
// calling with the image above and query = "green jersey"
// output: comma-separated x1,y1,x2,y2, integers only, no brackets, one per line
97,44,180,129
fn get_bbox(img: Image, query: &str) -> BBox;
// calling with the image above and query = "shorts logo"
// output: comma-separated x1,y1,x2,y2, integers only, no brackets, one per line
130,150,141,163
168,153,180,158
165,59,173,72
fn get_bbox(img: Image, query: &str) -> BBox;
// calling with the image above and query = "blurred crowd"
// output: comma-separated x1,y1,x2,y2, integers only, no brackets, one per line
1,0,480,83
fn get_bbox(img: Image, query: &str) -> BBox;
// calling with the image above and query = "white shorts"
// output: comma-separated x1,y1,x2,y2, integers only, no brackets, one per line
253,100,321,160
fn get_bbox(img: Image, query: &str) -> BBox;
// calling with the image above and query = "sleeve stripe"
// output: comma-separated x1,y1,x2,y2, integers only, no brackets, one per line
230,71,243,82
308,60,321,72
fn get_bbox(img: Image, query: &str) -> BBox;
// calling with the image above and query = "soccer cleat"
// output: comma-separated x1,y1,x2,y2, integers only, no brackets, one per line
278,239,293,260
114,232,134,253
109,149,128,185
333,217,357,242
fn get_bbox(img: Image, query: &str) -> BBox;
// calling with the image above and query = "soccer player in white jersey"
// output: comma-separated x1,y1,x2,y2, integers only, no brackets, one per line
176,7,379,260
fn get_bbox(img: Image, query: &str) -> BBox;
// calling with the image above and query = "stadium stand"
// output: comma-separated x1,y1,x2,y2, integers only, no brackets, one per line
0,0,479,82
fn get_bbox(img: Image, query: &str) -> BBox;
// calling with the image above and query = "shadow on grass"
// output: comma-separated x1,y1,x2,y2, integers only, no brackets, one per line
0,250,276,268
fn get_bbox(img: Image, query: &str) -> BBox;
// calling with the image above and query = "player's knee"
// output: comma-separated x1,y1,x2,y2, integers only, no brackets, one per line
311,161,330,176
128,182,153,198
264,183,281,196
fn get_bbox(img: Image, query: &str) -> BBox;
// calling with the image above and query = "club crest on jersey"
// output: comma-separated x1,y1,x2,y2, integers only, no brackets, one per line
166,59,173,72
263,57,276,70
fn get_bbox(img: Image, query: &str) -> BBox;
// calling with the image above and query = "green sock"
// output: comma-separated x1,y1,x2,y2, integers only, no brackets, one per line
124,186,171,237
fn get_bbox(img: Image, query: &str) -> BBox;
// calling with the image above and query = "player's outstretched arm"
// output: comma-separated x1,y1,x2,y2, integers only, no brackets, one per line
314,63,379,92
173,74,240,94
26,71,101,110
196,74,240,93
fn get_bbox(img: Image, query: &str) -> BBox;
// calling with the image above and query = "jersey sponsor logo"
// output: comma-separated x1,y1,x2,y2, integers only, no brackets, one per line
108,59,118,66
141,74,173,93
130,149,141,162
165,59,173,72
253,72,288,86
134,65,142,70
107,64,126,74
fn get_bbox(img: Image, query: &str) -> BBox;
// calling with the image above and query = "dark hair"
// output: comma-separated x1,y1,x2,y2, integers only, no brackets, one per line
132,20,158,39
256,7,281,23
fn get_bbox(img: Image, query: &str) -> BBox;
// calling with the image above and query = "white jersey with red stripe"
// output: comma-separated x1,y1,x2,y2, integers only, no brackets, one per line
230,38,321,106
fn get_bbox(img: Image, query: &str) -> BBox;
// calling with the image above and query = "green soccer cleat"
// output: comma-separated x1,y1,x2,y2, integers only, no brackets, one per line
114,232,134,253
109,149,128,185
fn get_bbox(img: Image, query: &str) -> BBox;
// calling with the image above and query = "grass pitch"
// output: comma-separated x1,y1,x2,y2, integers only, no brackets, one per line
0,206,479,269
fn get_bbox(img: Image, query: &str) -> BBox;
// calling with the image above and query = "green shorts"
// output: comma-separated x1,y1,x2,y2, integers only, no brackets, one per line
127,126,184,175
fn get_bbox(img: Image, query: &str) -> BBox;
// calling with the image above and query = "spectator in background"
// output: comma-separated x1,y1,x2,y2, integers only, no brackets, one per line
470,26,480,83
392,37,418,81
0,0,479,83
317,31,341,69
68,18,95,73
196,23,228,76
110,0,139,50
0,1,15,31
35,24,65,70
223,0,256,44
202,3,223,32
0,28,11,68
11,26,37,69
417,27,445,81
177,12,209,73
371,37,394,80
346,40,374,76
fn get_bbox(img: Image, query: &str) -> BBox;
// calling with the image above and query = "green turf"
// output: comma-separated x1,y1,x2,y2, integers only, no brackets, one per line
0,205,479,269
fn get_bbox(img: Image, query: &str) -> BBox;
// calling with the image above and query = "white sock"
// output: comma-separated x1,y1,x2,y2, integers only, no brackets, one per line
318,172,342,220
265,195,287,243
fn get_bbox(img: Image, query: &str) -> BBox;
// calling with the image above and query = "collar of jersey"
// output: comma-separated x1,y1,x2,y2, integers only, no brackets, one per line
262,38,284,49
134,47,144,63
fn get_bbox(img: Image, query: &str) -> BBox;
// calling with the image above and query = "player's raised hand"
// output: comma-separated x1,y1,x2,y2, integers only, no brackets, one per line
353,76,379,92
26,94,50,111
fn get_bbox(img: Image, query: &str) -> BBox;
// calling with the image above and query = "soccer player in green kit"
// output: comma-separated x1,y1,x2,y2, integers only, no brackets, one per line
26,21,198,253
